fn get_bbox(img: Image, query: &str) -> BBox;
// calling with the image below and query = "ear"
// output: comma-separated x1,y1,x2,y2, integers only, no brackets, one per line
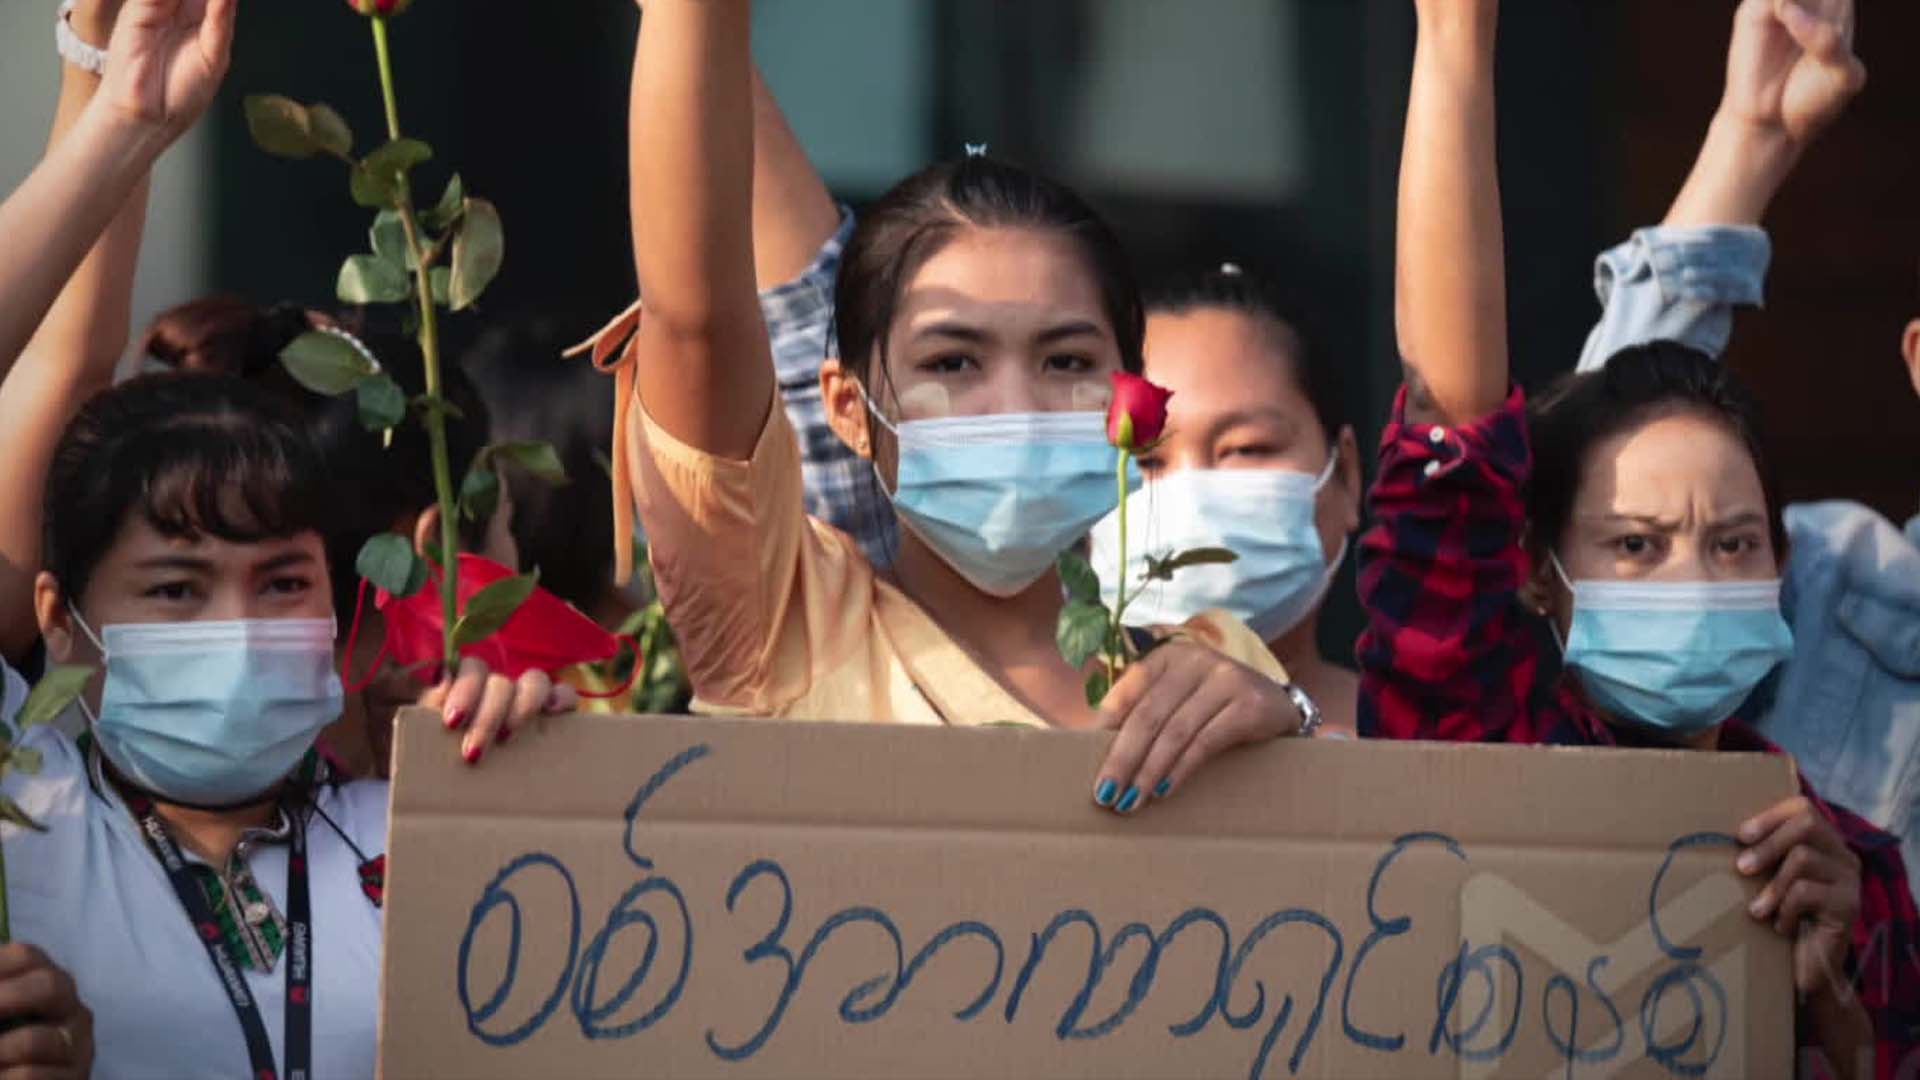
35,571,79,664
1902,318,1920,400
820,356,875,460
412,505,441,558
1515,522,1564,621
1332,425,1363,534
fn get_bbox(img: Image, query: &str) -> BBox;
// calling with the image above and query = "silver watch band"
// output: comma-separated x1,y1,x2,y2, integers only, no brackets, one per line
56,0,108,76
1282,682,1323,738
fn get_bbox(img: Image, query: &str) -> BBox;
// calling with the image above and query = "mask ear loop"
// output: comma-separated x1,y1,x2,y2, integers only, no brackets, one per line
1544,552,1577,656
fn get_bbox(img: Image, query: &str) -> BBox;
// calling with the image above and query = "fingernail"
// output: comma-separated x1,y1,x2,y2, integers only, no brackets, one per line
462,741,482,765
1094,779,1117,807
496,726,514,745
1153,778,1171,799
1736,852,1756,874
444,706,465,730
1738,824,1759,843
1116,787,1140,815
1749,896,1766,918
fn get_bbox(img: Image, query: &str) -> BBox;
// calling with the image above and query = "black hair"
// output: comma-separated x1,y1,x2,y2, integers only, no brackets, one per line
459,319,614,611
139,299,493,623
1145,264,1345,443
833,154,1145,391
44,374,336,605
1529,341,1788,562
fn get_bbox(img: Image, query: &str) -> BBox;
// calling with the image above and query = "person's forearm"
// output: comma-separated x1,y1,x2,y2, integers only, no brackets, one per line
1664,112,1801,228
750,67,839,290
0,103,163,375
1394,6,1507,426
629,0,773,458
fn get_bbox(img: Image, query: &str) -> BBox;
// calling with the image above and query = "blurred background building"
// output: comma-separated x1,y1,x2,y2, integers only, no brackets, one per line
3,0,1915,651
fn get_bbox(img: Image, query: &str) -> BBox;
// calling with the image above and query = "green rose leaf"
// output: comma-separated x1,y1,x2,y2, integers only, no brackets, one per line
1057,551,1102,604
12,664,95,733
369,210,414,271
451,570,541,649
429,266,451,307
279,330,374,396
350,137,434,208
420,173,466,232
337,254,411,305
1084,668,1113,708
6,746,41,775
1142,546,1239,583
486,441,568,484
243,95,322,159
459,462,501,524
448,198,504,311
0,794,47,834
307,104,355,159
1056,598,1112,671
357,533,429,599
356,373,407,432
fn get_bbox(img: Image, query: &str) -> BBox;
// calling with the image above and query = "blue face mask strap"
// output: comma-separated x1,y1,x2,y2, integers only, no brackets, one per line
68,604,106,658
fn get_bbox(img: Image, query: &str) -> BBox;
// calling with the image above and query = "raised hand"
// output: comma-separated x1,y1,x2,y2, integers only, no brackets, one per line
96,0,239,135
1722,0,1866,146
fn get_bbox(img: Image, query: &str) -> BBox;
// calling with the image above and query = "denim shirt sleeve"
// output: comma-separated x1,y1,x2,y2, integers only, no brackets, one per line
759,207,900,568
1574,225,1772,374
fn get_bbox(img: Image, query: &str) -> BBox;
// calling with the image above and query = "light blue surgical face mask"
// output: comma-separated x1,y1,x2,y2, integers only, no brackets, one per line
73,614,344,806
1089,452,1346,639
866,397,1126,597
1551,556,1793,736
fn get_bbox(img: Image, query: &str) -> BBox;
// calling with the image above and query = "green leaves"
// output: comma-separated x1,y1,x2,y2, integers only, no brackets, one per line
357,534,428,599
12,665,94,734
244,96,354,160
1084,669,1112,708
280,331,376,395
1057,551,1101,605
420,174,466,232
1142,546,1238,584
370,211,414,271
448,198,504,311
452,570,540,649
458,441,567,523
356,374,407,432
351,137,433,209
337,254,410,305
1056,599,1111,671
0,795,47,833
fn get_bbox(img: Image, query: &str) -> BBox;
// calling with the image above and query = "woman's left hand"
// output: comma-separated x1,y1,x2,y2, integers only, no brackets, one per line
1737,795,1863,997
419,658,578,766
1092,641,1302,815
97,0,238,137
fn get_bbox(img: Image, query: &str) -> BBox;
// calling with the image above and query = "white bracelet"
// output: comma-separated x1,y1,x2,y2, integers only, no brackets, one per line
55,0,107,76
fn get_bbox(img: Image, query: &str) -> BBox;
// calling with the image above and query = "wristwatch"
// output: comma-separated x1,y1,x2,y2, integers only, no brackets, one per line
1281,682,1323,738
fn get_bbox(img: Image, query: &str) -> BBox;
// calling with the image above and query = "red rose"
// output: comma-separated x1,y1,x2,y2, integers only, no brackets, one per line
346,0,413,16
1105,372,1173,451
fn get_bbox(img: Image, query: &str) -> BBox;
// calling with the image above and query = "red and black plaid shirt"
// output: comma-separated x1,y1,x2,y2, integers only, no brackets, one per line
1357,385,1920,1075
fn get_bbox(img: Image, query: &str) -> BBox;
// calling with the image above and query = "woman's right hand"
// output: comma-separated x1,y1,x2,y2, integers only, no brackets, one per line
96,0,238,139
0,945,93,1080
1720,0,1864,148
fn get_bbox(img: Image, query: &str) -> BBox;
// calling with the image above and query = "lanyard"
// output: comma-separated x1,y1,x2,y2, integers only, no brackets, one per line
136,803,312,1080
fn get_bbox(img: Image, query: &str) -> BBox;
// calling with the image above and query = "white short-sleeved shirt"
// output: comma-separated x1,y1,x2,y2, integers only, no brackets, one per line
0,726,388,1079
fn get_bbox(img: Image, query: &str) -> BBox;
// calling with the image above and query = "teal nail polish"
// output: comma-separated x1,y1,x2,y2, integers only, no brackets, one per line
1153,778,1171,799
1094,778,1118,807
1116,787,1140,814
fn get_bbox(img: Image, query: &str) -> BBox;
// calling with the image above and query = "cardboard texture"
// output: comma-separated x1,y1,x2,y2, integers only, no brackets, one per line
379,709,1797,1079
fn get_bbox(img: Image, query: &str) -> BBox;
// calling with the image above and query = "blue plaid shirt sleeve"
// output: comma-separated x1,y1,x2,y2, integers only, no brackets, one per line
761,207,898,568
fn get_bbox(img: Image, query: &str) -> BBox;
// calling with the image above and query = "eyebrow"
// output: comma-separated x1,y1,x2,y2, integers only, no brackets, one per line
1583,510,1769,531
256,551,319,573
909,319,1105,346
131,555,215,574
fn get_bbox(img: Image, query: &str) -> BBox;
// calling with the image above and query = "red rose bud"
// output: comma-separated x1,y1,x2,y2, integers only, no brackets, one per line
1106,372,1173,450
346,0,413,16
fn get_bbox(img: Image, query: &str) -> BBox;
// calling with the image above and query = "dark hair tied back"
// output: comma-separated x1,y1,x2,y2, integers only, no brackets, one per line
832,155,1144,390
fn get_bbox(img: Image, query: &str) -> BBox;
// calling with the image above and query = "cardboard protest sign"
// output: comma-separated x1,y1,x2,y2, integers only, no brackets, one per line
379,710,1796,1078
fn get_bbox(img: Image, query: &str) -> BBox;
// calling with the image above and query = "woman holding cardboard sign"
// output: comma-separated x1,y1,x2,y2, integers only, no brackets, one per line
1361,0,1915,1072
594,0,1319,816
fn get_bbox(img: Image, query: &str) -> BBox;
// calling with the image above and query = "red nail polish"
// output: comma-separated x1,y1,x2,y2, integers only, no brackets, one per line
444,707,465,730
462,743,481,765
496,726,514,745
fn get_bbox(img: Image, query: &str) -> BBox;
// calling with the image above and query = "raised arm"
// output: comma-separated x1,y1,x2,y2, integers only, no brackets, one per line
629,0,771,460
1394,0,1505,427
750,68,839,290
1577,0,1863,373
0,0,235,662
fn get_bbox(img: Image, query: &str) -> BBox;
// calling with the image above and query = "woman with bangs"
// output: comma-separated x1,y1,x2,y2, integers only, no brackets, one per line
1363,0,1915,1071
597,0,1324,816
